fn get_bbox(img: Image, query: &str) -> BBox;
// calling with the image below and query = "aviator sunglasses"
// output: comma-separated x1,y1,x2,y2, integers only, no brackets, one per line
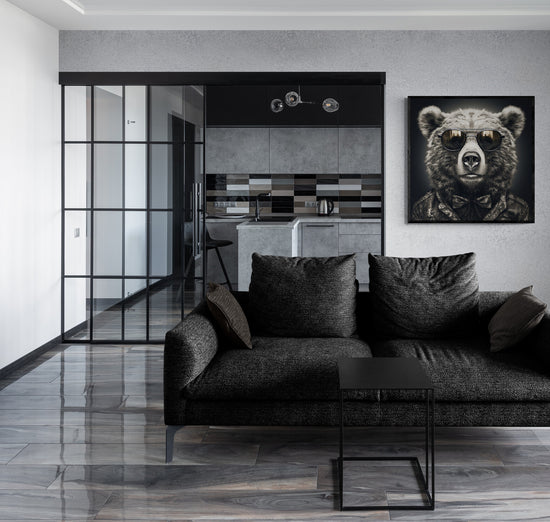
439,129,502,152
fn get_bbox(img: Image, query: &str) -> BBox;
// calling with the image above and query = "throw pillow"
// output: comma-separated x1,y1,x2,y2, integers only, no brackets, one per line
248,253,357,338
206,282,252,349
488,286,547,352
368,252,479,339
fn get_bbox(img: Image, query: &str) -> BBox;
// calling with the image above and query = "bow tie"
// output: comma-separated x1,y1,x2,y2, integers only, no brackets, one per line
451,194,492,210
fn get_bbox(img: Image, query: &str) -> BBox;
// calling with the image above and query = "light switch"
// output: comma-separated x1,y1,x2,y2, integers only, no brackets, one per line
74,227,80,238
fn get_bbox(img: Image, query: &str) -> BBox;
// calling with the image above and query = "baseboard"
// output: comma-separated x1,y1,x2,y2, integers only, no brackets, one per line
0,335,63,380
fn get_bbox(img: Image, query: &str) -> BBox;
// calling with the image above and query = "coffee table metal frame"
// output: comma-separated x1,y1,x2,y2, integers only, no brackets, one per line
338,357,435,511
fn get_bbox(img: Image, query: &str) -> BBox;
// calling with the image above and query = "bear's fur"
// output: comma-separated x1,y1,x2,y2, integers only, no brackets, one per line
411,105,529,222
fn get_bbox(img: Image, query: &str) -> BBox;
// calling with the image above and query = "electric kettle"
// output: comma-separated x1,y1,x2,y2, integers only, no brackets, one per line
318,198,334,216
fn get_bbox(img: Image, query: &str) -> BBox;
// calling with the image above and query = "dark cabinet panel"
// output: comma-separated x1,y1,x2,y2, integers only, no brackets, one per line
206,85,383,127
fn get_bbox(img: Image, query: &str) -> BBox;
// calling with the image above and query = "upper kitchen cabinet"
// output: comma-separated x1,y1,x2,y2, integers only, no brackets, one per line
206,85,383,127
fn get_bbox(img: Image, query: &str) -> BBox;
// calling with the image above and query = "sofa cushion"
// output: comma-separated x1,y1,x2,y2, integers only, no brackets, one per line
368,252,479,339
206,283,252,350
371,337,550,402
184,336,373,401
248,253,357,338
489,286,547,352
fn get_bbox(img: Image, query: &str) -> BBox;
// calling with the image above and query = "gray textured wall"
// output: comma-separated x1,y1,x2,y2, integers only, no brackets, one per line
60,30,550,302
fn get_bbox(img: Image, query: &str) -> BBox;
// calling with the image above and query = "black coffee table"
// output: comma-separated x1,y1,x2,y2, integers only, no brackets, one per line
338,357,435,511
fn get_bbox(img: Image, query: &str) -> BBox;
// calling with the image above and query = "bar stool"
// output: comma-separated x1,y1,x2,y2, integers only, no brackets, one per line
205,228,233,291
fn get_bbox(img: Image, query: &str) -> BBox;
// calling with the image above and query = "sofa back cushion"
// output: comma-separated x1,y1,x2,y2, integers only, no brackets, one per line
248,253,357,338
368,252,479,339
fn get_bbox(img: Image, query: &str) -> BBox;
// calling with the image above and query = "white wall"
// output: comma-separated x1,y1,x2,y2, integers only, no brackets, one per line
59,30,550,304
0,0,60,369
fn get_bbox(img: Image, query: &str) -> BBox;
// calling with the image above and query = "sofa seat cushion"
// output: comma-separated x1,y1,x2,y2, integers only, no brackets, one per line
371,338,550,402
184,337,374,401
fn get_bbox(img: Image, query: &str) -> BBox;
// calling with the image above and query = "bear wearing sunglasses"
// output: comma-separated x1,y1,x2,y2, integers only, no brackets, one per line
411,105,530,222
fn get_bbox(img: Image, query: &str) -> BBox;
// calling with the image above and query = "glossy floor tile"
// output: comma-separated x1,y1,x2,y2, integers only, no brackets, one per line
0,444,27,464
48,464,319,491
0,489,111,520
2,342,550,520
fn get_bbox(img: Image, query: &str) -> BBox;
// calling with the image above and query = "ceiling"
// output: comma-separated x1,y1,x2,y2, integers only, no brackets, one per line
7,0,550,30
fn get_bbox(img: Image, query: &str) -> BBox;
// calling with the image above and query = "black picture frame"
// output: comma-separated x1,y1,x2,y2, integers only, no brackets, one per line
408,96,534,223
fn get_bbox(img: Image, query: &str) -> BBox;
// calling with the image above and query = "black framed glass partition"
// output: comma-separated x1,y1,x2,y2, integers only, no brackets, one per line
62,84,205,343
60,71,386,344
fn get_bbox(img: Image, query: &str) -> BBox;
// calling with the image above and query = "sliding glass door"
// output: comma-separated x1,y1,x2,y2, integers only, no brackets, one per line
62,84,205,342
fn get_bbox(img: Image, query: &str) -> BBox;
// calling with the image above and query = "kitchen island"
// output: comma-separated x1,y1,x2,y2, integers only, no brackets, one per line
237,216,381,290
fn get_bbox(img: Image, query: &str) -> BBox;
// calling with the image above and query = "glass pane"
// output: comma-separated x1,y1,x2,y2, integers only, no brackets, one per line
125,279,147,298
94,144,123,208
184,85,204,142
94,211,122,276
149,278,180,340
124,279,147,341
186,143,203,185
65,211,90,275
150,86,183,142
94,86,123,141
64,86,91,142
125,144,146,208
65,144,91,208
150,144,173,209
150,211,172,277
125,86,147,141
64,278,90,340
92,278,122,340
125,211,147,276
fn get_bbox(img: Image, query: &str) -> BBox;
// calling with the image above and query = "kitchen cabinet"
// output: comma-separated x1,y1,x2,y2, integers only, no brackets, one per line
301,219,382,284
338,223,382,284
301,223,339,257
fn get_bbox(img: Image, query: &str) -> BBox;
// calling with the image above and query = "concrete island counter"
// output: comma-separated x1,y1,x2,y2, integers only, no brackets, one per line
236,216,382,291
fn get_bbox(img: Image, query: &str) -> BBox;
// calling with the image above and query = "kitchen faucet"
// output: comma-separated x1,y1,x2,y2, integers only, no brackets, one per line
254,192,271,221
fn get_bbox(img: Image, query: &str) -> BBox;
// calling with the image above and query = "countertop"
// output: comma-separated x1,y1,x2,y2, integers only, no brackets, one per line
206,215,381,229
237,216,381,229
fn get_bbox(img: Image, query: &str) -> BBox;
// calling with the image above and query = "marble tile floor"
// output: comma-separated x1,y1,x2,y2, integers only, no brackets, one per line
1,344,550,520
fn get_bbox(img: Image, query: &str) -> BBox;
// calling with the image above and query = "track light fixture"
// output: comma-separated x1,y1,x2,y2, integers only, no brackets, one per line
270,87,339,113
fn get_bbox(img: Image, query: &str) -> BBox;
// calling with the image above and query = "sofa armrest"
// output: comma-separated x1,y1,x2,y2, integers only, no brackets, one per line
163,301,219,425
533,311,550,366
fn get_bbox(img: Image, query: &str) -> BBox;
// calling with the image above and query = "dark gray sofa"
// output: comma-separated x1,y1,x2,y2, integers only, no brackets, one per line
164,290,550,461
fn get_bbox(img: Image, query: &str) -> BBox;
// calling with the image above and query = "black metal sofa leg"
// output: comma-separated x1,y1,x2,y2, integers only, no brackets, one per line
166,425,185,463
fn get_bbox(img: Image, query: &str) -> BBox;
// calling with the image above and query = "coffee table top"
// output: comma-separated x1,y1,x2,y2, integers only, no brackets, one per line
338,357,433,391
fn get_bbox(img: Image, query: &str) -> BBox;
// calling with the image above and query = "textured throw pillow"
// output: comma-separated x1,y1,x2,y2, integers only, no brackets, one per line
368,252,479,339
248,253,357,338
489,286,547,352
206,283,252,349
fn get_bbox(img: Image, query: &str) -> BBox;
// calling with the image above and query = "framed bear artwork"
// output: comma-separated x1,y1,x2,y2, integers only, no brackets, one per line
408,96,534,223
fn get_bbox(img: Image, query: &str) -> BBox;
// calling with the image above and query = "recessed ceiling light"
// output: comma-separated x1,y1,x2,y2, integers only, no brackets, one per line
61,0,85,15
